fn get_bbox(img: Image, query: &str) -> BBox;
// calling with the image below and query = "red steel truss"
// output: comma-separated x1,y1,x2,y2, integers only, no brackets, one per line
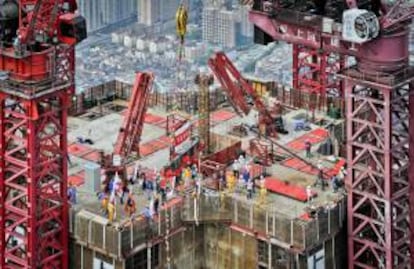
292,45,344,109
0,1,85,267
113,72,153,160
0,90,70,269
208,52,278,137
342,67,413,268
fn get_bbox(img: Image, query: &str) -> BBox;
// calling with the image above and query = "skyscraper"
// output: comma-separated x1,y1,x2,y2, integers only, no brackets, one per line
138,0,160,26
202,3,239,48
77,0,136,32
217,10,236,47
202,7,218,43
138,0,181,26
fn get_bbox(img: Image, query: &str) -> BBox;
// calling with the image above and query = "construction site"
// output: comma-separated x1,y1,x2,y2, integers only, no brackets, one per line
0,0,412,269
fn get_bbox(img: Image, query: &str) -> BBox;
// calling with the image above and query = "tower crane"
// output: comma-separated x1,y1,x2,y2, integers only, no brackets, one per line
244,0,414,268
0,1,86,268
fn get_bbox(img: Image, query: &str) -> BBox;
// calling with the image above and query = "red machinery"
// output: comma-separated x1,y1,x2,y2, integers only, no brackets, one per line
247,0,414,267
0,1,86,268
208,51,286,138
104,72,154,178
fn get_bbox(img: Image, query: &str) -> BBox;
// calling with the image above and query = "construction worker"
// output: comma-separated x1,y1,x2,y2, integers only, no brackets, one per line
107,200,116,222
98,192,109,216
305,140,312,158
232,159,240,178
258,180,267,205
247,179,253,199
153,192,160,215
306,185,313,204
183,166,191,188
227,172,236,192
124,193,136,218
67,182,77,204
337,166,346,181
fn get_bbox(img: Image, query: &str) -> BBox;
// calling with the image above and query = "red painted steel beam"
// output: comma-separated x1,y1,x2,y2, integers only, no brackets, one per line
113,72,154,160
0,92,69,269
208,52,275,127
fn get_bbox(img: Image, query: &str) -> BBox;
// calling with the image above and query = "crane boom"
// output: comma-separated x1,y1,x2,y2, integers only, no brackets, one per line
208,52,277,135
113,72,154,162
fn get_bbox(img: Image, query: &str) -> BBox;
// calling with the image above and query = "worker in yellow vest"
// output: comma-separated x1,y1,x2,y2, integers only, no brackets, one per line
107,192,116,222
108,201,116,222
227,172,236,193
258,180,267,205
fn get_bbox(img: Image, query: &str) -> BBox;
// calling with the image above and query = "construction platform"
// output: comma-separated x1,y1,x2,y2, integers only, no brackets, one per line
67,98,347,269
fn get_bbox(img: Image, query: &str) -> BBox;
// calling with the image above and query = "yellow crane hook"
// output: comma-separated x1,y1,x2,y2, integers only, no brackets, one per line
176,3,188,45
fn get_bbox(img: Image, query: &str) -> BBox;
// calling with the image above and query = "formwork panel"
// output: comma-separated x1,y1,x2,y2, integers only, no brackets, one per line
90,221,104,249
74,214,90,242
71,243,82,269
244,234,258,269
292,221,306,249
105,227,119,256
274,217,291,244
121,227,132,255
83,247,93,269
236,201,251,228
253,207,267,233
304,221,318,249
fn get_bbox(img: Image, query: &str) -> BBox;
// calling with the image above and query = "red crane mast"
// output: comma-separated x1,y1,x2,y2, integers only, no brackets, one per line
0,1,86,268
246,0,414,267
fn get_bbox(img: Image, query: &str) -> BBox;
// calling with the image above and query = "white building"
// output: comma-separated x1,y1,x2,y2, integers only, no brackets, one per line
138,0,160,26
136,38,146,50
202,7,237,48
184,43,205,61
217,10,236,48
123,35,135,48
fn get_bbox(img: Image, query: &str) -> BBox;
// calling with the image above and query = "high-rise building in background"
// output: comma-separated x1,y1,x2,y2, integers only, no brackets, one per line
238,6,253,38
217,10,236,47
138,0,182,26
77,0,136,32
201,1,253,48
137,0,160,26
202,7,218,43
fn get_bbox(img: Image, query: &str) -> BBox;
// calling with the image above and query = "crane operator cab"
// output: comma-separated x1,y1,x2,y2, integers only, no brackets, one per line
59,13,87,45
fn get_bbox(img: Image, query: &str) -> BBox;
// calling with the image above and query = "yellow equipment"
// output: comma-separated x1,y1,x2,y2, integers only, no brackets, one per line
176,3,188,44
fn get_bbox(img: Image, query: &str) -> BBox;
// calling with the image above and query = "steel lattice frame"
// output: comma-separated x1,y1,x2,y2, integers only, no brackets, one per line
292,45,344,109
0,91,69,269
196,74,212,154
343,70,412,268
